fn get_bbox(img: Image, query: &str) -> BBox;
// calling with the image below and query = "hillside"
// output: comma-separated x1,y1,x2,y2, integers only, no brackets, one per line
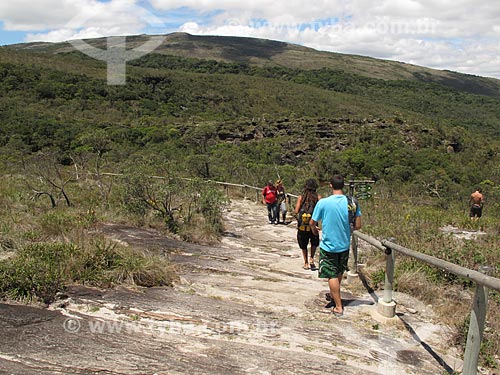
8,32,500,96
0,32,499,372
2,33,500,134
0,32,499,194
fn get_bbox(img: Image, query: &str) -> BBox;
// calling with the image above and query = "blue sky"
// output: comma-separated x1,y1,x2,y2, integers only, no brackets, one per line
0,21,28,45
1,0,500,79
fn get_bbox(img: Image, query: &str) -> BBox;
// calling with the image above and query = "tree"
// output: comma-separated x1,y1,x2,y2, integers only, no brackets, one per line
25,150,73,207
181,123,217,178
76,129,112,202
1,134,29,170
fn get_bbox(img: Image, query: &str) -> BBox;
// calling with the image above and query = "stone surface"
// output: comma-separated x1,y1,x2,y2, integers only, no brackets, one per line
0,198,466,374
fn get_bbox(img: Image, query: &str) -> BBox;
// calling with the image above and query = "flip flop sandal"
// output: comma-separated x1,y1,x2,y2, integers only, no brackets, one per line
332,309,344,317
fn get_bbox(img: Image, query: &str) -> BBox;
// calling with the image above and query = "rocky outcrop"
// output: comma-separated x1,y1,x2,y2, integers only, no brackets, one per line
0,199,464,374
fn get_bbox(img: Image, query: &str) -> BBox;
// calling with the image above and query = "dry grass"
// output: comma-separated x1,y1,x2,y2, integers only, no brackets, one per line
0,177,179,304
1,176,499,368
356,196,500,370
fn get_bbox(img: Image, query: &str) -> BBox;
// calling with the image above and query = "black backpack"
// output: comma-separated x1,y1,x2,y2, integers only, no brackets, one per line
347,196,358,229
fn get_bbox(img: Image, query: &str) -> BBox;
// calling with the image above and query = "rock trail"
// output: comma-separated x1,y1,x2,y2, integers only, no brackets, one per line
0,198,463,374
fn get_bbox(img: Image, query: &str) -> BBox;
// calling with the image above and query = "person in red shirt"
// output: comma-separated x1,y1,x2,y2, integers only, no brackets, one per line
262,180,278,224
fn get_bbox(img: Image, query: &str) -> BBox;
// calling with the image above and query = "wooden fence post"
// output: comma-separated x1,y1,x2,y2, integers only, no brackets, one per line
463,266,491,375
377,240,396,318
383,246,395,304
347,234,359,284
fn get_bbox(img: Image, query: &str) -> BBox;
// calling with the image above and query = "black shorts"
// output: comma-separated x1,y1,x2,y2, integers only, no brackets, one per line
297,230,319,250
470,205,483,218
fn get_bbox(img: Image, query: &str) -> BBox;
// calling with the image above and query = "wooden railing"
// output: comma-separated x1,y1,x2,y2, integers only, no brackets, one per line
351,231,500,375
197,179,299,201
99,173,497,374
212,178,499,375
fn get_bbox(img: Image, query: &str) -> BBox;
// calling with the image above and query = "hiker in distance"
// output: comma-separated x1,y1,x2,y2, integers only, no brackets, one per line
310,174,362,316
469,187,484,221
275,179,288,224
262,180,278,224
294,178,321,270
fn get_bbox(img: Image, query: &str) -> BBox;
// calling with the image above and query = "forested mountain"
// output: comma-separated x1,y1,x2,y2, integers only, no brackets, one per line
1,32,499,196
2,33,500,370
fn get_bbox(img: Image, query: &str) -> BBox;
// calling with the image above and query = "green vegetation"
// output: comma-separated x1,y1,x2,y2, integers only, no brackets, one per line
0,33,499,368
0,171,225,304
0,200,176,302
0,240,176,304
360,193,500,368
0,39,499,195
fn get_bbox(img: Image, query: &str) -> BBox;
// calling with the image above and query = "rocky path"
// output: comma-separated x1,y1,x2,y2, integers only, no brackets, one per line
0,198,464,374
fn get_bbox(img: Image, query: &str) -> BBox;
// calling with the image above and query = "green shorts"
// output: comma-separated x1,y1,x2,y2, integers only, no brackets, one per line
318,248,349,279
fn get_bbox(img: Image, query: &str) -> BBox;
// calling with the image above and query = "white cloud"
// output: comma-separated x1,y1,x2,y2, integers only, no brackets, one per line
0,0,81,30
169,0,500,78
150,0,348,21
1,0,500,78
0,0,163,41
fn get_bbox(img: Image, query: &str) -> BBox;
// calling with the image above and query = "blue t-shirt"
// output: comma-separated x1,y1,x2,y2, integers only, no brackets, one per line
311,194,361,253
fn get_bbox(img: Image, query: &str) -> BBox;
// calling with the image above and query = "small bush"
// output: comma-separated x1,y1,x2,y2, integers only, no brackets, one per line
198,186,229,235
0,239,177,304
0,242,75,303
38,209,96,236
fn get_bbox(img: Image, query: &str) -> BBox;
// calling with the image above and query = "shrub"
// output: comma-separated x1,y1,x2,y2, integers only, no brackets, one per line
0,239,177,304
198,186,229,234
0,242,75,303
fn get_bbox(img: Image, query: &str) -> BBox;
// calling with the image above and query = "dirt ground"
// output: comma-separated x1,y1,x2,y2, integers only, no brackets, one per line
0,198,469,375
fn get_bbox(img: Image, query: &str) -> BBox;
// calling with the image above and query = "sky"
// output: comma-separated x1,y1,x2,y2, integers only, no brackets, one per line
1,0,500,79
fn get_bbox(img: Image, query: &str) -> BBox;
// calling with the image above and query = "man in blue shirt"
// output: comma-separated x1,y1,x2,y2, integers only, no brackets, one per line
309,175,362,316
